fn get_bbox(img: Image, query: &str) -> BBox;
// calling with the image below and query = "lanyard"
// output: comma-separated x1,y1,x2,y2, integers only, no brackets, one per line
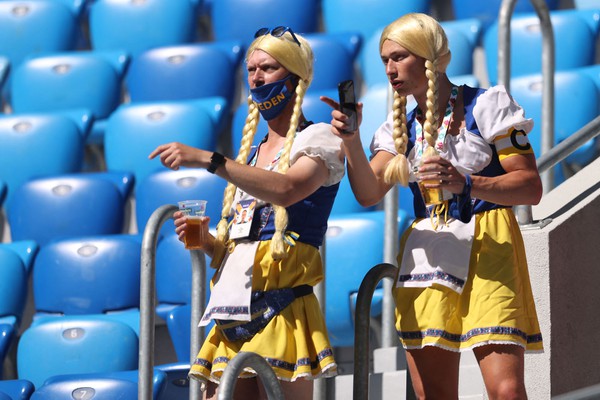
414,86,459,158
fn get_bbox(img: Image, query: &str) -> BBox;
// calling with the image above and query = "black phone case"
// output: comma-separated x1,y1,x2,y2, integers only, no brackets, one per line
338,80,358,133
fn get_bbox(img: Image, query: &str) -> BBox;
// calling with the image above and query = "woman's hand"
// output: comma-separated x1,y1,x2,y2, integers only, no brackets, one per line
148,142,210,170
418,155,467,195
174,211,214,254
320,95,364,139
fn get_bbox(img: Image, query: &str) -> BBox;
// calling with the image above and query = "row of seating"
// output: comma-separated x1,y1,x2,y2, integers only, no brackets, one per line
3,4,598,115
0,206,412,391
2,63,600,222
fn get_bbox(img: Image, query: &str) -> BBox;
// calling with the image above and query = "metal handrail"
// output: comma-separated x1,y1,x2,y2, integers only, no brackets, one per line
138,204,206,400
353,263,415,400
499,0,555,193
217,352,284,400
515,114,600,226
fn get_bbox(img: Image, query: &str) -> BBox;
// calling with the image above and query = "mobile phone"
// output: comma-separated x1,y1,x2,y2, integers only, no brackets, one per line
338,79,358,133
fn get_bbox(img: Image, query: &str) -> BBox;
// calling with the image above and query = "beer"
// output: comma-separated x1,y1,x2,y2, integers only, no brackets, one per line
418,179,446,205
184,216,205,250
178,200,207,250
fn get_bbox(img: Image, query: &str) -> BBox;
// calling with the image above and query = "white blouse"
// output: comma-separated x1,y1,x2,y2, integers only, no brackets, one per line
369,85,533,181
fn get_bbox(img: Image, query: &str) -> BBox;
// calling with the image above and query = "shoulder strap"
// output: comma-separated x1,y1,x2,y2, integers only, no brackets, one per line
462,85,487,133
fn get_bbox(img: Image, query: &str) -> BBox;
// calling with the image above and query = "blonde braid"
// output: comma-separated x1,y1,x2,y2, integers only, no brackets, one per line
210,96,260,269
270,79,307,259
383,91,409,186
422,58,440,158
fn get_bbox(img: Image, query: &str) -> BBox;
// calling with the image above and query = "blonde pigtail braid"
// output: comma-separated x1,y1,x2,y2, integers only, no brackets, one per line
422,58,440,159
210,96,260,269
383,91,410,186
270,79,307,260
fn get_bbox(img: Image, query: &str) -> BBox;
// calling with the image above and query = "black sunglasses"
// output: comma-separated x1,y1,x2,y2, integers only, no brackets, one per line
254,26,301,47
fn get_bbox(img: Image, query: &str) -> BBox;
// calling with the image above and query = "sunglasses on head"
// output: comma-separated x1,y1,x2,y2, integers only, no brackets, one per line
254,26,301,47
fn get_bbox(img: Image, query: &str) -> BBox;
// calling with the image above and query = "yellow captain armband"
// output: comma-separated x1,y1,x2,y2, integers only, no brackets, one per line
493,127,534,160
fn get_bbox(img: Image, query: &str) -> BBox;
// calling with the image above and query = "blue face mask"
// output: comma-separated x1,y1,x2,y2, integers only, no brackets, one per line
250,75,296,121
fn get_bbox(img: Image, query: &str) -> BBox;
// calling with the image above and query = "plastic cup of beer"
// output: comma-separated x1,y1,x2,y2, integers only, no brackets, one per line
178,200,207,250
418,179,448,205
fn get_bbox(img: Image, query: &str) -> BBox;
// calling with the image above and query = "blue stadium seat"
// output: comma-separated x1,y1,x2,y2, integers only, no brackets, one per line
156,234,215,362
211,0,319,48
156,363,191,400
330,174,377,216
0,240,39,276
0,56,9,95
0,379,34,400
125,41,244,107
0,180,6,209
0,240,38,378
451,0,559,27
17,317,139,388
510,68,600,187
304,32,362,94
0,1,78,71
31,369,167,400
104,97,227,189
0,322,15,380
575,0,600,9
155,233,214,317
322,0,431,56
88,0,200,57
579,63,600,92
136,169,227,234
324,210,412,347
230,100,267,157
442,19,483,78
484,9,600,86
164,304,193,363
6,172,133,246
9,50,129,145
31,234,143,334
0,246,32,325
360,18,482,89
0,110,91,205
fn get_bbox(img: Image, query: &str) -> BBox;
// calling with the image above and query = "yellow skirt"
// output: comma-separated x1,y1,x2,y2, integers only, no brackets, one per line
393,208,543,352
189,240,337,386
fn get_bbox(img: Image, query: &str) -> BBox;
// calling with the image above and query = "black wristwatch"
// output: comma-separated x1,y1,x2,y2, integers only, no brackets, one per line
207,152,225,174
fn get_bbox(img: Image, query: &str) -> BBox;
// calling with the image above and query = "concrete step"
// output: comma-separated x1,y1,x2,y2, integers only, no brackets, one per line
332,346,486,400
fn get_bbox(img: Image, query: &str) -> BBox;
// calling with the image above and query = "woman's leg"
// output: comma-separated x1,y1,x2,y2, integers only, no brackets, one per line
257,378,314,400
204,377,261,400
473,344,527,400
406,346,460,399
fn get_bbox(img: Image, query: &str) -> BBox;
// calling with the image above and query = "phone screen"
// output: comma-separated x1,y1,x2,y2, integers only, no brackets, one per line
338,80,358,133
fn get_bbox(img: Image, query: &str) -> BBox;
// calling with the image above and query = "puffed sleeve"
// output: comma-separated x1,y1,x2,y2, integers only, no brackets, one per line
472,85,535,159
290,122,345,186
369,111,398,158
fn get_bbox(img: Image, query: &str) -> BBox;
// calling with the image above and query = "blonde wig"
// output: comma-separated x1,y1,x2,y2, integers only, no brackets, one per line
379,13,451,186
211,30,314,268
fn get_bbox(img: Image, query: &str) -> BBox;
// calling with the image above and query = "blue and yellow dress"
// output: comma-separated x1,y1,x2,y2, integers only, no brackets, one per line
189,122,344,387
371,85,544,352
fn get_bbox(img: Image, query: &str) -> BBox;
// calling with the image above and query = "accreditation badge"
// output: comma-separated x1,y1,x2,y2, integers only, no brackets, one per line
229,198,256,239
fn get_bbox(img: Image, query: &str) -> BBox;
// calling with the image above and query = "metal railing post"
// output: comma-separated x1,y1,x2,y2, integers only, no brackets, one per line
189,250,206,400
501,0,555,224
139,204,178,400
353,263,415,400
217,352,284,400
138,204,208,400
312,243,327,400
382,186,399,348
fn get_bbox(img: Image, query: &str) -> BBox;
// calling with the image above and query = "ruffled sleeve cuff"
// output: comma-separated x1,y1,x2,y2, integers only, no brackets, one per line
472,85,534,143
369,111,398,159
290,122,345,187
